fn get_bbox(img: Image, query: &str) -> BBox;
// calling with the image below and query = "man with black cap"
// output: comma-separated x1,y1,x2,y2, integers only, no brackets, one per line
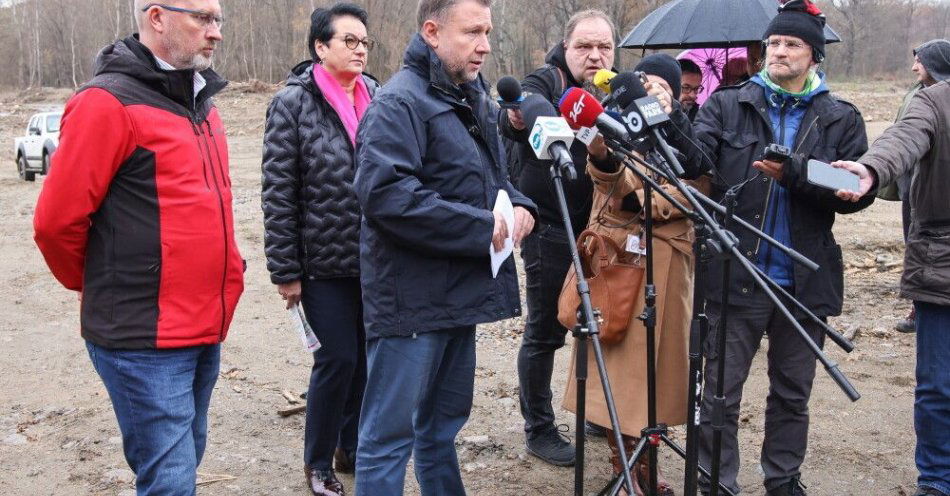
684,1,875,494
832,39,950,496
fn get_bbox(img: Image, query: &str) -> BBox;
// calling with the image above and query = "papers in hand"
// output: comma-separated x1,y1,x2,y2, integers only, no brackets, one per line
288,303,321,352
490,189,515,278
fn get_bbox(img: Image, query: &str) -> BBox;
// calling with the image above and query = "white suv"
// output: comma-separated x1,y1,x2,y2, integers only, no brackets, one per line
14,111,62,181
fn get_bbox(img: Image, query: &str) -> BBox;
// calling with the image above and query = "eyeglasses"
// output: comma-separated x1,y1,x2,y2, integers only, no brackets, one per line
764,39,807,51
681,84,704,94
141,3,224,29
335,35,376,51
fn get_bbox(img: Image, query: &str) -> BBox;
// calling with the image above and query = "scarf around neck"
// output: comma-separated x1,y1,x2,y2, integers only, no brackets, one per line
312,63,370,145
758,68,822,98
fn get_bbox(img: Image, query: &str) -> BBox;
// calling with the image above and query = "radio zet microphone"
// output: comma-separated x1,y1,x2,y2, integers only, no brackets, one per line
520,94,576,179
558,87,630,145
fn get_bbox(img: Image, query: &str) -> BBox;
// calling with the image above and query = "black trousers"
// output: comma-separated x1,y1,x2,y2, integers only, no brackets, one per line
516,223,574,437
698,290,826,493
301,277,367,470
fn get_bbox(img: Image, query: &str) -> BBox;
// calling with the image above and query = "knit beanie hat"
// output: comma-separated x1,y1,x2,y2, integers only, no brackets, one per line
914,39,950,83
763,0,826,62
635,54,682,100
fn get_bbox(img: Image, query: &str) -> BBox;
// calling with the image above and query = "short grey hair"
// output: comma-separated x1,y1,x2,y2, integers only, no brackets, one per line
416,0,492,29
134,0,149,30
564,9,616,43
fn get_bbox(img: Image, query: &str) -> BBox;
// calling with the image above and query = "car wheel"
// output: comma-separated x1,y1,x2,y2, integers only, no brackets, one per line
42,152,50,174
17,155,35,181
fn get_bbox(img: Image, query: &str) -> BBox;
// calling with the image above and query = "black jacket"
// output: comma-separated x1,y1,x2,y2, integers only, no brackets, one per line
690,81,873,316
498,43,594,235
354,34,537,340
261,61,378,284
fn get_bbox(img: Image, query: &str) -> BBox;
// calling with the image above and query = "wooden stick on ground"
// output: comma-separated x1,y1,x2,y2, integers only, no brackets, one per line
278,405,307,417
196,472,237,486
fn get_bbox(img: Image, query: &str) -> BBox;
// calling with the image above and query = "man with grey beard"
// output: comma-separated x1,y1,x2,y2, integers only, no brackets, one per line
497,8,617,467
33,2,244,495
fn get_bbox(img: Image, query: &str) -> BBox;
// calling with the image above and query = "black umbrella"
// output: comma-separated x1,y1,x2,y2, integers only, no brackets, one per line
621,0,841,49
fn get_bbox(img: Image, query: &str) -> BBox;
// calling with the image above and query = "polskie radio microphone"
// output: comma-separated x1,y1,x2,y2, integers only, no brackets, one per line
558,87,631,146
521,94,577,179
610,72,686,177
496,76,524,109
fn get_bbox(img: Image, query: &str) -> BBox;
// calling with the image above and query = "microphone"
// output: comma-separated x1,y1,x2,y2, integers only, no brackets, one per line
600,71,640,109
611,72,687,177
593,69,616,95
557,87,631,145
520,94,577,179
496,76,524,109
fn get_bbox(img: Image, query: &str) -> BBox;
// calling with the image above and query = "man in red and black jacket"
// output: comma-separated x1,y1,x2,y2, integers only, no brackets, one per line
33,1,243,493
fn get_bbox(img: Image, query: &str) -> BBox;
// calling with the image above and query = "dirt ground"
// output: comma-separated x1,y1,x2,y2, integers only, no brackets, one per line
0,79,923,495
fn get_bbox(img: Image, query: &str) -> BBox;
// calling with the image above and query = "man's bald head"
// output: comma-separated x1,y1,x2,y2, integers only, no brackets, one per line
137,0,224,70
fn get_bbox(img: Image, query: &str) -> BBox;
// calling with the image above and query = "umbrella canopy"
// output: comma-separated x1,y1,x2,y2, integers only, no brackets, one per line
678,47,747,106
621,0,841,49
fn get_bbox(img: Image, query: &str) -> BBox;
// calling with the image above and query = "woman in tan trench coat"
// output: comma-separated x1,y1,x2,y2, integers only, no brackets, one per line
563,137,695,495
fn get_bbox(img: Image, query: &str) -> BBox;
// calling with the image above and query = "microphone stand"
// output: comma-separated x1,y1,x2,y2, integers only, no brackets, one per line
547,157,637,496
598,138,860,496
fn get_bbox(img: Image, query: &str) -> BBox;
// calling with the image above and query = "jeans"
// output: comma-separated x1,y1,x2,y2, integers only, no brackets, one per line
516,223,573,437
301,277,366,470
914,301,950,495
355,326,476,496
85,341,220,496
698,291,825,494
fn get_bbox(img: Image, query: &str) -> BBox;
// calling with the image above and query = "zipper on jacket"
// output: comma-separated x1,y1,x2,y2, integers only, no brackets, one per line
205,121,231,188
198,118,230,340
753,102,787,258
189,119,212,191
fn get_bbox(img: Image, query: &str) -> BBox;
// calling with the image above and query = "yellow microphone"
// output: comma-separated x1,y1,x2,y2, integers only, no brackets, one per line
593,69,617,95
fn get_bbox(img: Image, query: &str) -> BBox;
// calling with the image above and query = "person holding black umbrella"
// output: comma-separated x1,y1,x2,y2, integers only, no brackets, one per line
682,1,875,494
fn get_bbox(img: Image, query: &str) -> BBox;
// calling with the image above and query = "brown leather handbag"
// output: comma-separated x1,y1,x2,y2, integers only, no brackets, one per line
557,230,643,345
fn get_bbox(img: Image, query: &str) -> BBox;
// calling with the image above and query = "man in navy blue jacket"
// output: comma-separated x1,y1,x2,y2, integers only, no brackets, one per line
352,1,536,494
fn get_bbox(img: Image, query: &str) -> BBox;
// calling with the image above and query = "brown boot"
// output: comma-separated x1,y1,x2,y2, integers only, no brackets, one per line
606,430,644,496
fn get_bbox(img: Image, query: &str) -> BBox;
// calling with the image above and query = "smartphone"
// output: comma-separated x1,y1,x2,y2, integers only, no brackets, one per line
806,159,860,192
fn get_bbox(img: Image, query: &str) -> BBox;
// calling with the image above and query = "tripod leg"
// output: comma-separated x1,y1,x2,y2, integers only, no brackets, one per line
575,327,588,496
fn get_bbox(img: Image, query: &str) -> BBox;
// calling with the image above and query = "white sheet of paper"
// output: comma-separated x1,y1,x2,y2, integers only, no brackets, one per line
490,189,515,278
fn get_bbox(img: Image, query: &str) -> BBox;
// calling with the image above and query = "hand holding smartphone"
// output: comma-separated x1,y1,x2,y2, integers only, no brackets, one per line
806,159,861,192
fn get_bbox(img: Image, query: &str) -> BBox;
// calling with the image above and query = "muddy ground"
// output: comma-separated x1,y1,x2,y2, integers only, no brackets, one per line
0,80,923,495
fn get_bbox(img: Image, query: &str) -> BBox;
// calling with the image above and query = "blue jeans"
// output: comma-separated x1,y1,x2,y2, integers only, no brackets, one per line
914,301,950,494
86,341,220,496
355,327,476,496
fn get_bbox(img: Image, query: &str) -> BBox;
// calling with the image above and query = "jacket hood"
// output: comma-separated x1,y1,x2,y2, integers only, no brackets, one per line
94,35,227,111
544,42,582,88
914,39,950,83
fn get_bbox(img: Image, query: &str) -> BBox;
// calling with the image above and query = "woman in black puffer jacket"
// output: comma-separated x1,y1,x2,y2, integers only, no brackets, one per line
260,4,377,495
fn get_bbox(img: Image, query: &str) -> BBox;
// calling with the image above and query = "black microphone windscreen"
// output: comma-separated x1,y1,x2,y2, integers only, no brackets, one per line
497,76,523,104
520,94,558,130
610,72,648,109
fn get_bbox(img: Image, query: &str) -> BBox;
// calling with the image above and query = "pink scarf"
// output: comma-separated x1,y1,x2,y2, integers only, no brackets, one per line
312,63,371,146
